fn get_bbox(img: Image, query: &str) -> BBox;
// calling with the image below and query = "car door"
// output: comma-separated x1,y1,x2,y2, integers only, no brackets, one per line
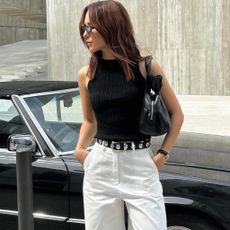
0,98,70,230
63,155,85,230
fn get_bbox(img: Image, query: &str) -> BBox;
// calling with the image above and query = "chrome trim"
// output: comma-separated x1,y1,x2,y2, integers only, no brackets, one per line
58,145,93,156
34,212,67,221
21,88,79,98
166,161,230,173
67,218,85,224
57,150,74,156
0,149,16,154
168,227,191,230
164,196,193,205
0,209,17,216
0,209,68,222
11,95,46,157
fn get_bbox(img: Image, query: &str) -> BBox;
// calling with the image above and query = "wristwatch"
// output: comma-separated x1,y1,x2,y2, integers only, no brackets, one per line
157,148,170,160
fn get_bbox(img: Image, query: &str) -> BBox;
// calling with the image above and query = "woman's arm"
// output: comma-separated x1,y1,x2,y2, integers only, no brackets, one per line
150,58,184,169
74,66,97,165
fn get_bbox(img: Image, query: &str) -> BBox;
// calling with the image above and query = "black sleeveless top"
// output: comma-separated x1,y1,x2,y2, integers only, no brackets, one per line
88,58,150,141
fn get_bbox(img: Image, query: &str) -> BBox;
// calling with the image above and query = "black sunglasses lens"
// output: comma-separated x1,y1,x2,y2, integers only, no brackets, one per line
86,25,92,33
81,25,93,33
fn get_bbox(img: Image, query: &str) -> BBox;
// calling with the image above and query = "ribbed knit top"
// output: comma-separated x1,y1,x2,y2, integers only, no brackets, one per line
88,58,150,141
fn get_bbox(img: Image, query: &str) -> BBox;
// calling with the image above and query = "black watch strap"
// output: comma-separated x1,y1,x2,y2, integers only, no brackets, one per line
157,148,170,159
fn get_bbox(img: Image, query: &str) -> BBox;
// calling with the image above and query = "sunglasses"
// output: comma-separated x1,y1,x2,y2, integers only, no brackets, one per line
81,24,95,34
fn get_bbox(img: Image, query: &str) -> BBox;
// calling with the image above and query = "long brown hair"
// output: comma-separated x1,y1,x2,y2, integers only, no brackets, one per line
79,0,144,80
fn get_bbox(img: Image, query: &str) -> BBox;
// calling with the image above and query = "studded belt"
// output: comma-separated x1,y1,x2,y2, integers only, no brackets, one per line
96,138,151,151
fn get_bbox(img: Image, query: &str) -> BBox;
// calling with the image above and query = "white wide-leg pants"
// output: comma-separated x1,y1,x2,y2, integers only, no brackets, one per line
83,142,167,230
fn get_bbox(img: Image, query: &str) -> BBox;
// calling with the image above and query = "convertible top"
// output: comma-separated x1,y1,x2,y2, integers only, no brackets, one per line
0,81,78,99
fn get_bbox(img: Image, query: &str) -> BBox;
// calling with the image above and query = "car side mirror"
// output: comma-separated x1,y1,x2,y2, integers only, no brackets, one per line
7,134,42,157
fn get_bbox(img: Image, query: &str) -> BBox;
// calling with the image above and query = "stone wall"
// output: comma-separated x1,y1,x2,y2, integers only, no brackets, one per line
47,0,230,95
0,0,46,45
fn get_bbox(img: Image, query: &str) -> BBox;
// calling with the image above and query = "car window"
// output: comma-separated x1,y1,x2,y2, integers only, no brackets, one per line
24,90,83,152
0,99,18,121
42,94,83,123
0,99,30,148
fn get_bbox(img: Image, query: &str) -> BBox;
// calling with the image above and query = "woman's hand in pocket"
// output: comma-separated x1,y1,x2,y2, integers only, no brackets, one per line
74,148,89,165
152,153,167,170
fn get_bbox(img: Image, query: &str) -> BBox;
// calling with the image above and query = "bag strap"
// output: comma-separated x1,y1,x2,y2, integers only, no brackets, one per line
144,55,162,94
145,55,153,77
144,56,153,93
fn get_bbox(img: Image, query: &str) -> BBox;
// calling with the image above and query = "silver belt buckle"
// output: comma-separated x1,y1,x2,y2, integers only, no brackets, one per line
138,141,144,149
145,141,150,147
115,143,121,150
112,141,125,150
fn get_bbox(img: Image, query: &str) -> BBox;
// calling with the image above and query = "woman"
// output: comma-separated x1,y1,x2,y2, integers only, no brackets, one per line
75,1,184,229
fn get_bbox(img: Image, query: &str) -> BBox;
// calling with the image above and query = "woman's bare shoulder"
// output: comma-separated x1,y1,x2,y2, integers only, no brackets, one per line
77,65,89,85
78,65,88,79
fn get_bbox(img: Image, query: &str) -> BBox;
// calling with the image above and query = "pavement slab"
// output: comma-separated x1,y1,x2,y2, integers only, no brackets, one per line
0,40,47,81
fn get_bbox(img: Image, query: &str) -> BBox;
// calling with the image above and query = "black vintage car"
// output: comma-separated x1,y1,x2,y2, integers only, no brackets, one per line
0,81,229,230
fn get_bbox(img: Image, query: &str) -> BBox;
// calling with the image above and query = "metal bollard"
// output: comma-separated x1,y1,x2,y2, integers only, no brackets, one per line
8,134,36,230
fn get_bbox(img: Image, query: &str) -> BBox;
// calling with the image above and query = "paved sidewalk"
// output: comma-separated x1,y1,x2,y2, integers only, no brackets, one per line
0,40,47,81
177,95,230,137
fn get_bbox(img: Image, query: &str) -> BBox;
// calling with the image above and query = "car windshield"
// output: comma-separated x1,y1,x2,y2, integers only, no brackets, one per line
23,90,83,152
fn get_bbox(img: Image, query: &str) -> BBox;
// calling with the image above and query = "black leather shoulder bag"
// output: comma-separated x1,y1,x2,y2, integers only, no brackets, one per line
139,56,171,136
